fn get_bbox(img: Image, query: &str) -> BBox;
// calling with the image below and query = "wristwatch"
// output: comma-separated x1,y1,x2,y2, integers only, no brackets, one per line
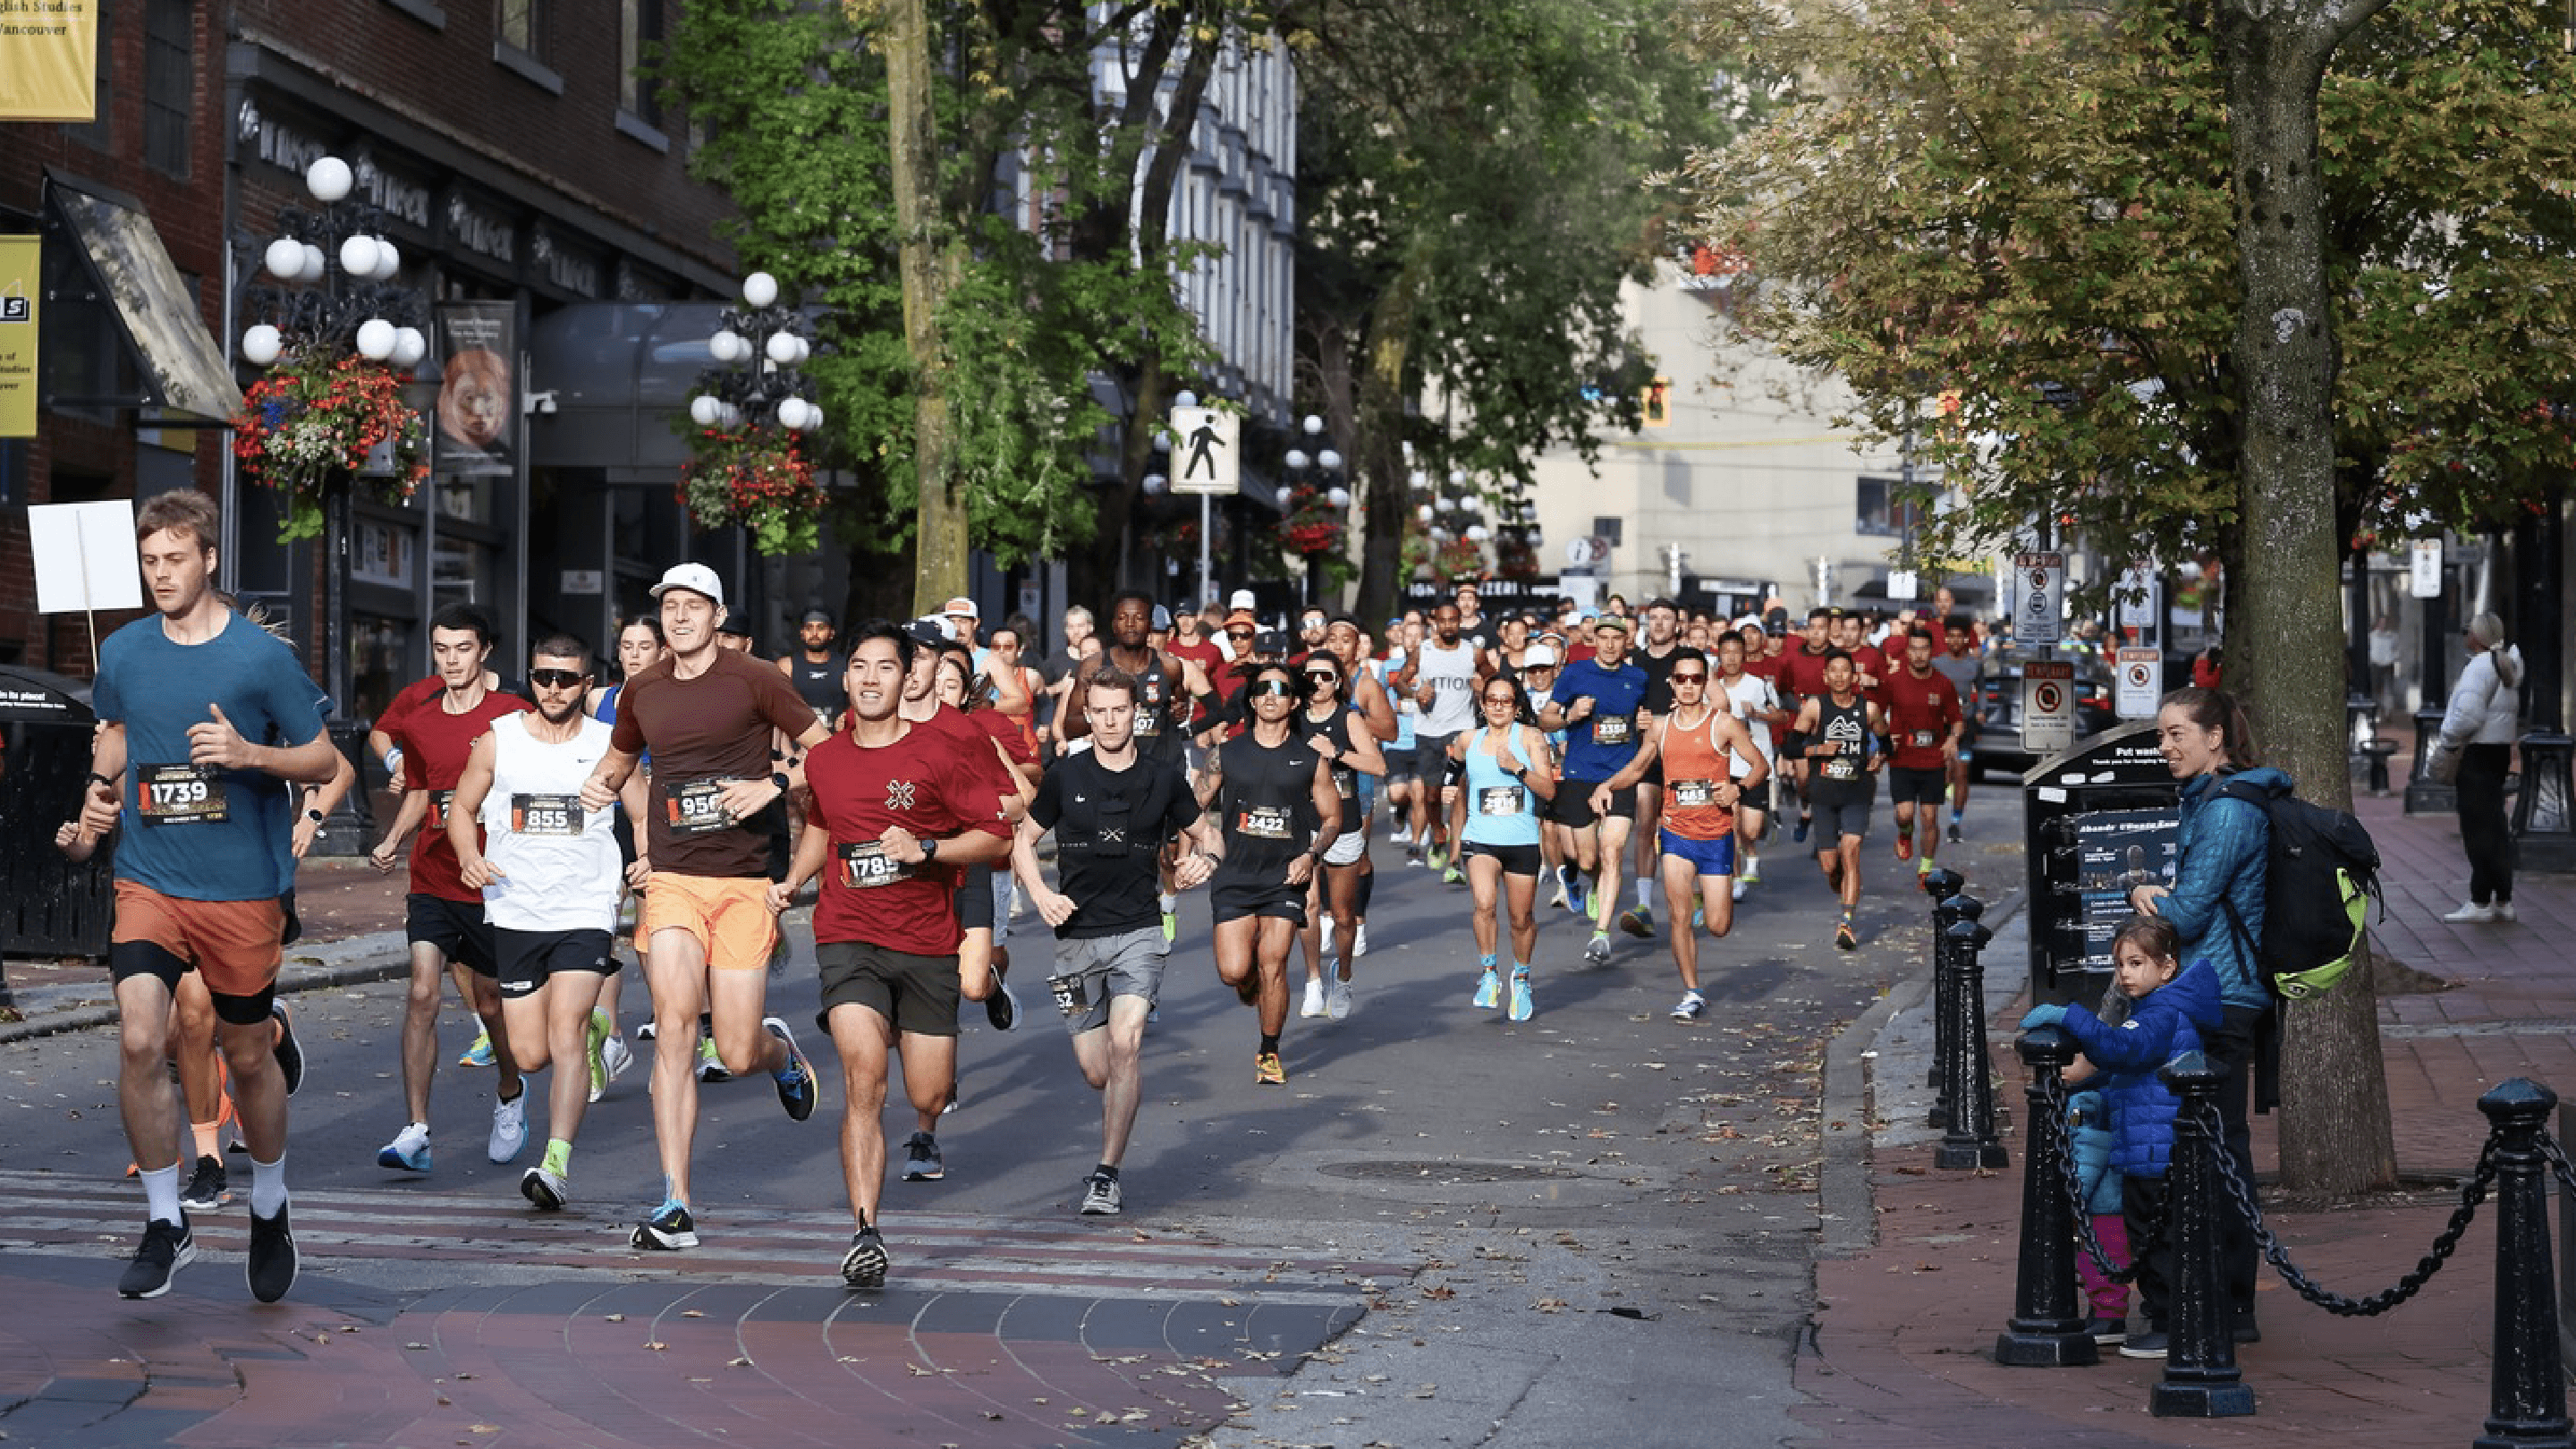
920,835,941,862
306,808,326,824
771,771,791,792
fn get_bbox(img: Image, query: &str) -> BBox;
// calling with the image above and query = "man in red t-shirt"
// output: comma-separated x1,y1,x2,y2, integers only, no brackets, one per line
1879,628,1963,879
1165,604,1226,730
778,622,1013,1289
366,604,532,1176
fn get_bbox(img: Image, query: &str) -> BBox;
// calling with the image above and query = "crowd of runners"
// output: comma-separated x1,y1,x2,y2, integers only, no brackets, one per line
72,500,1992,1301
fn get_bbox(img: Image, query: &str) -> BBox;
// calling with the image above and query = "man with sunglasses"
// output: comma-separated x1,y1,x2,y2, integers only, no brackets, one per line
1591,648,1768,1020
445,636,647,1212
1292,651,1385,1019
1198,660,1343,1085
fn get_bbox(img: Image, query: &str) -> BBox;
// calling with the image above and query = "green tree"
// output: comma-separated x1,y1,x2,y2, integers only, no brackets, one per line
1674,0,2576,1194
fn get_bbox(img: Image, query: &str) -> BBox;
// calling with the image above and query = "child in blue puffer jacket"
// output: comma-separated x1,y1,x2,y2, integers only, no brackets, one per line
2023,914,2224,1361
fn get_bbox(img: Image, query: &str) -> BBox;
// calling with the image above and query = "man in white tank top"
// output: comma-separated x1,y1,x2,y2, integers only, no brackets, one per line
447,636,653,1213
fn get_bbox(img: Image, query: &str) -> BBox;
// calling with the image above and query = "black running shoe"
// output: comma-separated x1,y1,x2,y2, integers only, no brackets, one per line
631,1201,699,1250
270,1002,304,1097
246,1201,298,1303
118,1216,194,1299
181,1154,230,1212
984,960,1019,1032
842,1225,889,1288
902,1131,944,1182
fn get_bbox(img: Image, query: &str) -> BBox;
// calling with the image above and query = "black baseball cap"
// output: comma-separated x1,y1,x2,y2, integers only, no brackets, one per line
717,614,755,638
800,608,834,626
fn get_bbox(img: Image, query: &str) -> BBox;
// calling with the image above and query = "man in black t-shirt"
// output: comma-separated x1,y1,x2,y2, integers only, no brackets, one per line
1012,667,1215,1217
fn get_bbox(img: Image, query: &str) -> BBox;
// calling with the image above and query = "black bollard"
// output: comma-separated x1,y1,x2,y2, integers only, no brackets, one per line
2150,1052,2255,1419
1923,870,1967,1117
1995,1023,2097,1367
1935,912,2007,1170
1929,892,1985,1124
2476,1079,2572,1449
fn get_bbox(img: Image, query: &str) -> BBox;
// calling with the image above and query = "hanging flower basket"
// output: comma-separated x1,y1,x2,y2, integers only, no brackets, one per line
679,428,827,556
230,349,429,543
1433,536,1486,584
1280,482,1348,559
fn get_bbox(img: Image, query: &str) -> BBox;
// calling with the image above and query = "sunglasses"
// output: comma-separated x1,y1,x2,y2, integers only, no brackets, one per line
1227,630,1255,641
1305,671,1339,684
1671,671,1708,683
529,668,589,689
1482,693,1519,706
1250,680,1297,698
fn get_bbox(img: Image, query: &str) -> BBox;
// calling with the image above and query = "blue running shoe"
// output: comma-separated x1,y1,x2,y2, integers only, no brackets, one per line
1472,966,1502,1010
377,1122,431,1173
458,1031,494,1068
766,1017,818,1122
1508,971,1534,1022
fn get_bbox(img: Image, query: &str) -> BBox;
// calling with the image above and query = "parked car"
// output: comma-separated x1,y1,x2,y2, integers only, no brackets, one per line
1968,652,2121,780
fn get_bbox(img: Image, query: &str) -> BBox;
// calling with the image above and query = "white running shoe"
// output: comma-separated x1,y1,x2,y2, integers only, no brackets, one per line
1326,979,1352,1021
1353,921,1369,957
1301,977,1327,1019
1733,877,1750,902
2442,900,2498,924
487,1091,529,1164
2496,900,2519,922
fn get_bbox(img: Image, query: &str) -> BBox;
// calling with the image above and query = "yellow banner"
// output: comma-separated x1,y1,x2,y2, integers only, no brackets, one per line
0,236,37,438
0,1,99,122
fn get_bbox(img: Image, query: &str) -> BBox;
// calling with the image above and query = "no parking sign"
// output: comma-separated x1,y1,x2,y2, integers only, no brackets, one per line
2015,551,2063,645
2023,659,2075,753
2114,647,2162,719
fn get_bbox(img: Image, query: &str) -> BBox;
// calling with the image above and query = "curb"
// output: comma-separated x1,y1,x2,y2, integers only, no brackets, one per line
0,930,412,1046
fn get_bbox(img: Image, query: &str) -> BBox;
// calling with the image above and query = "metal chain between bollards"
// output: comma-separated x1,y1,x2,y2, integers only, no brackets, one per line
2197,1100,2499,1316
2037,1071,2156,1286
2536,1131,2576,1199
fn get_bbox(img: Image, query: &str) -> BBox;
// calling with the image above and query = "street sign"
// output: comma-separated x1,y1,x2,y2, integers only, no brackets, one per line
2114,565,2158,631
2015,550,2064,645
1168,406,1239,496
2022,658,2076,754
2411,538,2444,598
2114,647,2161,719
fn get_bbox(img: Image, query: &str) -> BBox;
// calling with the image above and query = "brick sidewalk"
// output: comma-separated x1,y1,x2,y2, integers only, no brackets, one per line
1799,767,2576,1446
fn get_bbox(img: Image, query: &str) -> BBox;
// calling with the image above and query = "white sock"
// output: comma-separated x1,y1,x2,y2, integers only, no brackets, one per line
140,1164,182,1225
250,1153,288,1218
1158,893,1177,913
1635,880,1653,909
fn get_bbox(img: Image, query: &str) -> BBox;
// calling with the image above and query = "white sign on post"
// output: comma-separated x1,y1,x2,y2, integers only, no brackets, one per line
2411,538,2444,599
2022,658,2076,754
2115,564,2159,631
1167,406,1240,496
2114,647,2162,719
2015,550,2064,645
30,500,144,614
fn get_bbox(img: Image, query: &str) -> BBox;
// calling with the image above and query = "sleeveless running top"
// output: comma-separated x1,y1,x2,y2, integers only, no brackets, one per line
479,713,622,932
1812,693,1869,784
1460,725,1541,848
1658,707,1737,841
789,651,845,715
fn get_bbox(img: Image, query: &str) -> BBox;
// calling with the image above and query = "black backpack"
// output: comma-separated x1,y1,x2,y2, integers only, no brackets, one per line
2214,776,2381,1002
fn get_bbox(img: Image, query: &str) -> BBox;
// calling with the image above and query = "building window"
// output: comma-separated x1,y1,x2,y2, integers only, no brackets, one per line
63,0,114,150
142,0,191,178
1855,477,1923,538
498,0,543,57
619,0,662,124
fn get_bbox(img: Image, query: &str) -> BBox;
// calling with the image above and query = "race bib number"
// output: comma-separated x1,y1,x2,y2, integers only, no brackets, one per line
1333,765,1358,800
667,779,733,835
1821,751,1859,781
1593,713,1633,745
138,764,227,826
1476,785,1523,817
1910,729,1936,750
510,792,583,836
1237,804,1293,840
428,789,455,827
838,841,911,889
1672,778,1716,809
1135,682,1165,735
1049,970,1091,1017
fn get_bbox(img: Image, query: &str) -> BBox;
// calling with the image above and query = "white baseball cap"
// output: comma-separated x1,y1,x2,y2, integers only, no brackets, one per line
1229,589,1257,610
942,596,979,620
1522,644,1558,667
650,562,724,606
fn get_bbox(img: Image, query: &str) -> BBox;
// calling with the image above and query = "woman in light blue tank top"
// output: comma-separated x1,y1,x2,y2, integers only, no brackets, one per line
1444,675,1557,1021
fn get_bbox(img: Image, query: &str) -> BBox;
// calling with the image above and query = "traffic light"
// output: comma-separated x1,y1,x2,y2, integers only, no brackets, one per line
1642,377,1671,427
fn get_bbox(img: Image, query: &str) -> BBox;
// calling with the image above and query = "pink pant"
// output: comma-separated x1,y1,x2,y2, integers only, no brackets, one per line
2077,1213,2131,1318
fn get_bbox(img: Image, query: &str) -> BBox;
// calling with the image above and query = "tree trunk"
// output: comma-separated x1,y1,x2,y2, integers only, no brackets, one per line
1352,248,1428,629
886,0,966,614
2217,0,2397,1197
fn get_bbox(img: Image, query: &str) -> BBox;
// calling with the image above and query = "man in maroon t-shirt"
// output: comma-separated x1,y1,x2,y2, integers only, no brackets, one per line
1879,628,1963,878
1775,607,1837,841
778,622,1013,1289
366,604,531,1176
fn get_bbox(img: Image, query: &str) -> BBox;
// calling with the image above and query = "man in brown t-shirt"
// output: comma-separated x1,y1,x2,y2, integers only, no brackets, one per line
580,563,831,1252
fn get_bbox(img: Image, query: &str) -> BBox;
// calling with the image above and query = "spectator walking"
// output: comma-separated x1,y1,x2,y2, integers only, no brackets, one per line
2436,612,2523,923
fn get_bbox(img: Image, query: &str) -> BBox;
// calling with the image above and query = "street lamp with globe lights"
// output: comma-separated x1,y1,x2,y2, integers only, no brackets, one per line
678,272,832,557
1282,413,1351,606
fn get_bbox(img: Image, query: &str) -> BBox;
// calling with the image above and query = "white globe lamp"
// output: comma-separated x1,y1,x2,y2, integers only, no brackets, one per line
391,326,428,369
305,156,353,203
354,318,397,360
241,325,283,366
264,238,306,281
339,235,381,279
741,271,779,308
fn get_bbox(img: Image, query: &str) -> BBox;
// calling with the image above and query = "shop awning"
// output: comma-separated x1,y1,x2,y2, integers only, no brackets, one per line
43,177,241,421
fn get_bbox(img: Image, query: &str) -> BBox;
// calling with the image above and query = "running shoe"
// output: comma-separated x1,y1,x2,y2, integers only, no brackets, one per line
902,1131,945,1182
1254,1051,1287,1086
377,1122,432,1173
1080,1173,1123,1216
1353,921,1369,957
587,1007,612,1104
2086,1316,2128,1346
1301,977,1327,1019
1583,932,1611,966
1740,862,1761,886
1793,814,1811,844
1161,908,1179,944
696,1034,732,1082
1835,919,1859,952
488,1090,529,1164
1326,979,1352,1021
1426,845,1447,873
842,1225,890,1287
2118,1330,2169,1360
1549,880,1572,911
1894,833,1913,861
767,932,792,979
1946,821,1964,844
1406,844,1425,867
458,1031,494,1068
1390,826,1413,847
1619,904,1654,939
1691,906,1704,931
1442,864,1465,886
118,1216,193,1299
985,960,1020,1032
1732,877,1750,902
1472,968,1503,1010
632,1200,699,1250
599,1027,634,1086
181,1154,230,1212
271,1002,304,1097
1567,874,1590,917
1507,971,1534,1022
521,1165,569,1211
246,1201,298,1303
767,1017,818,1122
1673,989,1707,1021
1917,855,1935,879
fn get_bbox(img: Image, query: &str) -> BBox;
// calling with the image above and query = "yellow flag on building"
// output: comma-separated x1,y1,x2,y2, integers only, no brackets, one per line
0,2,100,122
0,236,38,438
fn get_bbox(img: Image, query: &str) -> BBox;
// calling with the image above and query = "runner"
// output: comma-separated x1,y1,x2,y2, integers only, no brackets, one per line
1063,593,1221,938
1623,597,1687,940
1292,651,1386,1020
1539,614,1653,964
367,604,531,1174
578,563,829,1251
1387,603,1479,882
1713,631,1785,898
775,622,1013,1286
1444,673,1557,1020
446,635,642,1210
1592,649,1769,1018
584,614,666,1096
1199,659,1343,1085
1516,644,1578,910
1776,607,1836,843
1318,615,1397,964
1784,649,1887,949
1880,627,1965,882
1011,665,1217,1216
1928,621,1984,843
1380,617,1423,856
83,490,337,1301
777,608,847,729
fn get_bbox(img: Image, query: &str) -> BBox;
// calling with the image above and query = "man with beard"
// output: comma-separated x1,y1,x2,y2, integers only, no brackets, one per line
1199,659,1343,1085
777,609,847,728
1928,621,1984,843
1540,614,1653,965
1387,602,1479,881
778,623,1014,1286
367,605,531,1175
446,635,645,1210
1879,628,1964,882
83,490,339,1301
